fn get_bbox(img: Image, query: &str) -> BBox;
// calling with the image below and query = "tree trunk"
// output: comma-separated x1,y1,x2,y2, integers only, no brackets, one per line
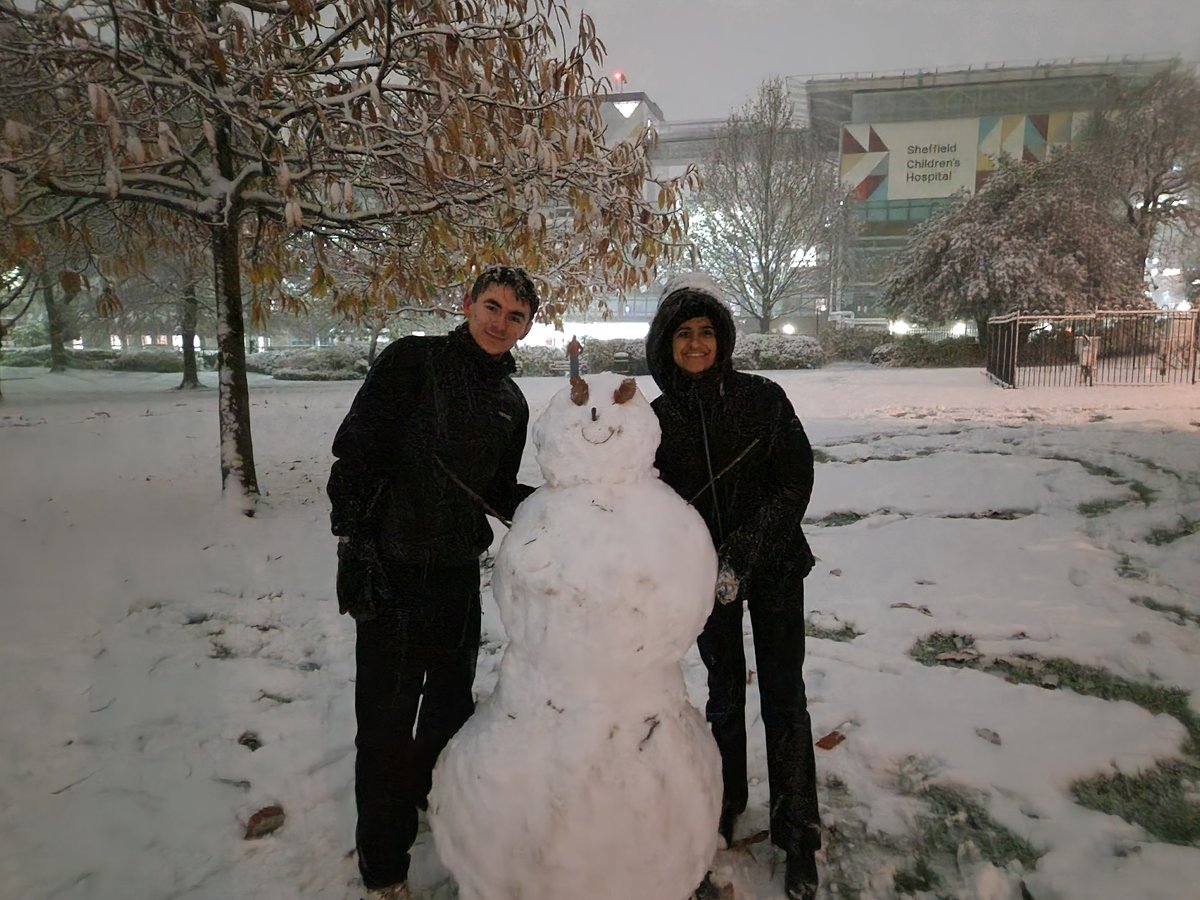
177,283,203,389
975,314,991,354
1134,231,1154,297
369,322,383,366
212,220,260,504
757,314,771,334
204,5,259,507
42,273,68,372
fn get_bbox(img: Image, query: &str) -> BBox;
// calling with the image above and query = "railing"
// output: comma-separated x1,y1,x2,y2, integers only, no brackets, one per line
986,310,1198,388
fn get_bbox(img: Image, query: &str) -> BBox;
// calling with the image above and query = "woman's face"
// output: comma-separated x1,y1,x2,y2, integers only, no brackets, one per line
671,316,718,374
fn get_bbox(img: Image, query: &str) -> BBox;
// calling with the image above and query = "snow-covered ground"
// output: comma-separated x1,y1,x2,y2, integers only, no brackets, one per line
1,363,1198,900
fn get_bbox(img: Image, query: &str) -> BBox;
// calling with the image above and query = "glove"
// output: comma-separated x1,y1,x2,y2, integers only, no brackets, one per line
715,558,740,605
336,537,382,619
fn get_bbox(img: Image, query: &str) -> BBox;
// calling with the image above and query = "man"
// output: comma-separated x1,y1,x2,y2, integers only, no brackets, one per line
327,266,538,900
566,334,582,378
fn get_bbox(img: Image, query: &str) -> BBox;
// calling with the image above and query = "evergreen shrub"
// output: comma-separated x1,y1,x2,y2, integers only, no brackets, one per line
0,345,52,366
580,338,649,376
818,326,883,362
732,333,824,370
0,346,119,368
871,335,983,367
273,368,362,381
511,344,562,376
109,349,183,372
245,344,368,376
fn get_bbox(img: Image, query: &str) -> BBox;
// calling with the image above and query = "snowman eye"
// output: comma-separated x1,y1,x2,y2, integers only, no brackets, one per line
612,378,637,404
591,407,598,421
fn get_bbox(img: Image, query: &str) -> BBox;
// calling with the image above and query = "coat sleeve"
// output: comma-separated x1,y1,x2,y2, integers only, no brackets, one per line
482,389,535,521
326,341,424,538
719,382,815,578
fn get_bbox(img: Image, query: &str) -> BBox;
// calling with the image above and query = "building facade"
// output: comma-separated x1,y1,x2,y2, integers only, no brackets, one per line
790,57,1178,318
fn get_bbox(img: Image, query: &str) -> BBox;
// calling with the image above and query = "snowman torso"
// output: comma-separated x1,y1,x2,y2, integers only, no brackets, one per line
429,374,722,900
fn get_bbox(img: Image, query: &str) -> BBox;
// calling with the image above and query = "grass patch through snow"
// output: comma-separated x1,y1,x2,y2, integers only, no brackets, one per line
1132,595,1200,627
805,621,862,642
1146,516,1200,547
1078,497,1132,517
911,631,1200,846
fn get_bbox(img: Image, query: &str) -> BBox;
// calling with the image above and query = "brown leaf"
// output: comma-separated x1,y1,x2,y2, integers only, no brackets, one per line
936,649,981,663
59,270,82,297
815,730,845,751
243,804,285,840
95,287,122,318
612,378,636,404
890,601,933,616
975,727,1002,746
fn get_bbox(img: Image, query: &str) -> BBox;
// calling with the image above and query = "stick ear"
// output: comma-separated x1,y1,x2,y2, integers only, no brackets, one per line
613,378,637,404
570,375,589,406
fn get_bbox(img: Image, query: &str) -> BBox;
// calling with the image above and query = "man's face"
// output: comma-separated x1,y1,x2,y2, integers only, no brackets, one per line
463,283,534,358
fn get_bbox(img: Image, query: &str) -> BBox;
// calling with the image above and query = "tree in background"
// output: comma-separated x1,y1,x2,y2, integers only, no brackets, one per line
687,78,846,333
0,0,692,502
1179,231,1200,305
0,207,130,371
1080,66,1200,282
884,154,1146,344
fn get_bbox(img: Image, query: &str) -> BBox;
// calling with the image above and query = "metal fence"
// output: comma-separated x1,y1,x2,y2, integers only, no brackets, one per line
986,310,1198,388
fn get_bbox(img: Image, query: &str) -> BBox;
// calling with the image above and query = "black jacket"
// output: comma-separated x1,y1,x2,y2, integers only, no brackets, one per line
328,325,532,608
647,283,815,589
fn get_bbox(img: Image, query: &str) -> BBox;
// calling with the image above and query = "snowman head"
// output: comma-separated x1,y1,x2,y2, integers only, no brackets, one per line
533,373,660,488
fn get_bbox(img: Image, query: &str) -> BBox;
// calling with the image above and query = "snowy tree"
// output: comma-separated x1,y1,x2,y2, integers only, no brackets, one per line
0,0,693,502
1178,230,1200,305
95,233,216,389
0,206,129,371
1078,66,1200,279
0,259,38,398
688,79,846,333
884,155,1146,343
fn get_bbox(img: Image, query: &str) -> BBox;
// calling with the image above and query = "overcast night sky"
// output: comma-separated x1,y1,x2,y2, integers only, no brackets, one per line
565,0,1200,122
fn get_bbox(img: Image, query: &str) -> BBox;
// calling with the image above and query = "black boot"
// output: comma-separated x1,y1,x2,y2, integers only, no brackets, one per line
785,850,818,899
718,808,738,847
692,870,721,900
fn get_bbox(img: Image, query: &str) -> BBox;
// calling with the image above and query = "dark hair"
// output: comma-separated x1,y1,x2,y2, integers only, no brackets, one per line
469,266,540,319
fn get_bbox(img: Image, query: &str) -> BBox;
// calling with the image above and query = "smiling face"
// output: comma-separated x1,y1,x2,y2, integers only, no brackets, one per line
463,284,534,358
671,316,718,374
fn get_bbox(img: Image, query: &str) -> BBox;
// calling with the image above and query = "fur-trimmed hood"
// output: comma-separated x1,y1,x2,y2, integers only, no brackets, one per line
645,272,737,392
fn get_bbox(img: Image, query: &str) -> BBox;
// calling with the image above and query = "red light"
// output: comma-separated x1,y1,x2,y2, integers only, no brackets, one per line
613,70,624,83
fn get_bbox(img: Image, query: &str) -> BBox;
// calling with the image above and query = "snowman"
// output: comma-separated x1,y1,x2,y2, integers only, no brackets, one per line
429,373,722,900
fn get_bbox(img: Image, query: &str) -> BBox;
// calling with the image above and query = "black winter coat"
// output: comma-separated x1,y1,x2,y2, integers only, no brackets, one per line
647,285,815,590
327,325,531,611
652,371,816,588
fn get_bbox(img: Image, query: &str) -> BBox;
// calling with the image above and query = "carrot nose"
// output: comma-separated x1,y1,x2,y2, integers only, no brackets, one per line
570,376,589,405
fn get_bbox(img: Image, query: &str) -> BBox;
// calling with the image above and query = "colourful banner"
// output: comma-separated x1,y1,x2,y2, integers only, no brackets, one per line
841,112,1089,201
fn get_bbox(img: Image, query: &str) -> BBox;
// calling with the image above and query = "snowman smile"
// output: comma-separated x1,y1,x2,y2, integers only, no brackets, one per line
582,425,617,444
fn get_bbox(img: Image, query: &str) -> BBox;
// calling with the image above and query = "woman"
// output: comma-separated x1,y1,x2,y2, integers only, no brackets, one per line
646,273,820,900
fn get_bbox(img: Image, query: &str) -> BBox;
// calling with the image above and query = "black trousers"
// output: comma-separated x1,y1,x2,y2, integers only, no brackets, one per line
353,563,481,890
697,581,822,855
